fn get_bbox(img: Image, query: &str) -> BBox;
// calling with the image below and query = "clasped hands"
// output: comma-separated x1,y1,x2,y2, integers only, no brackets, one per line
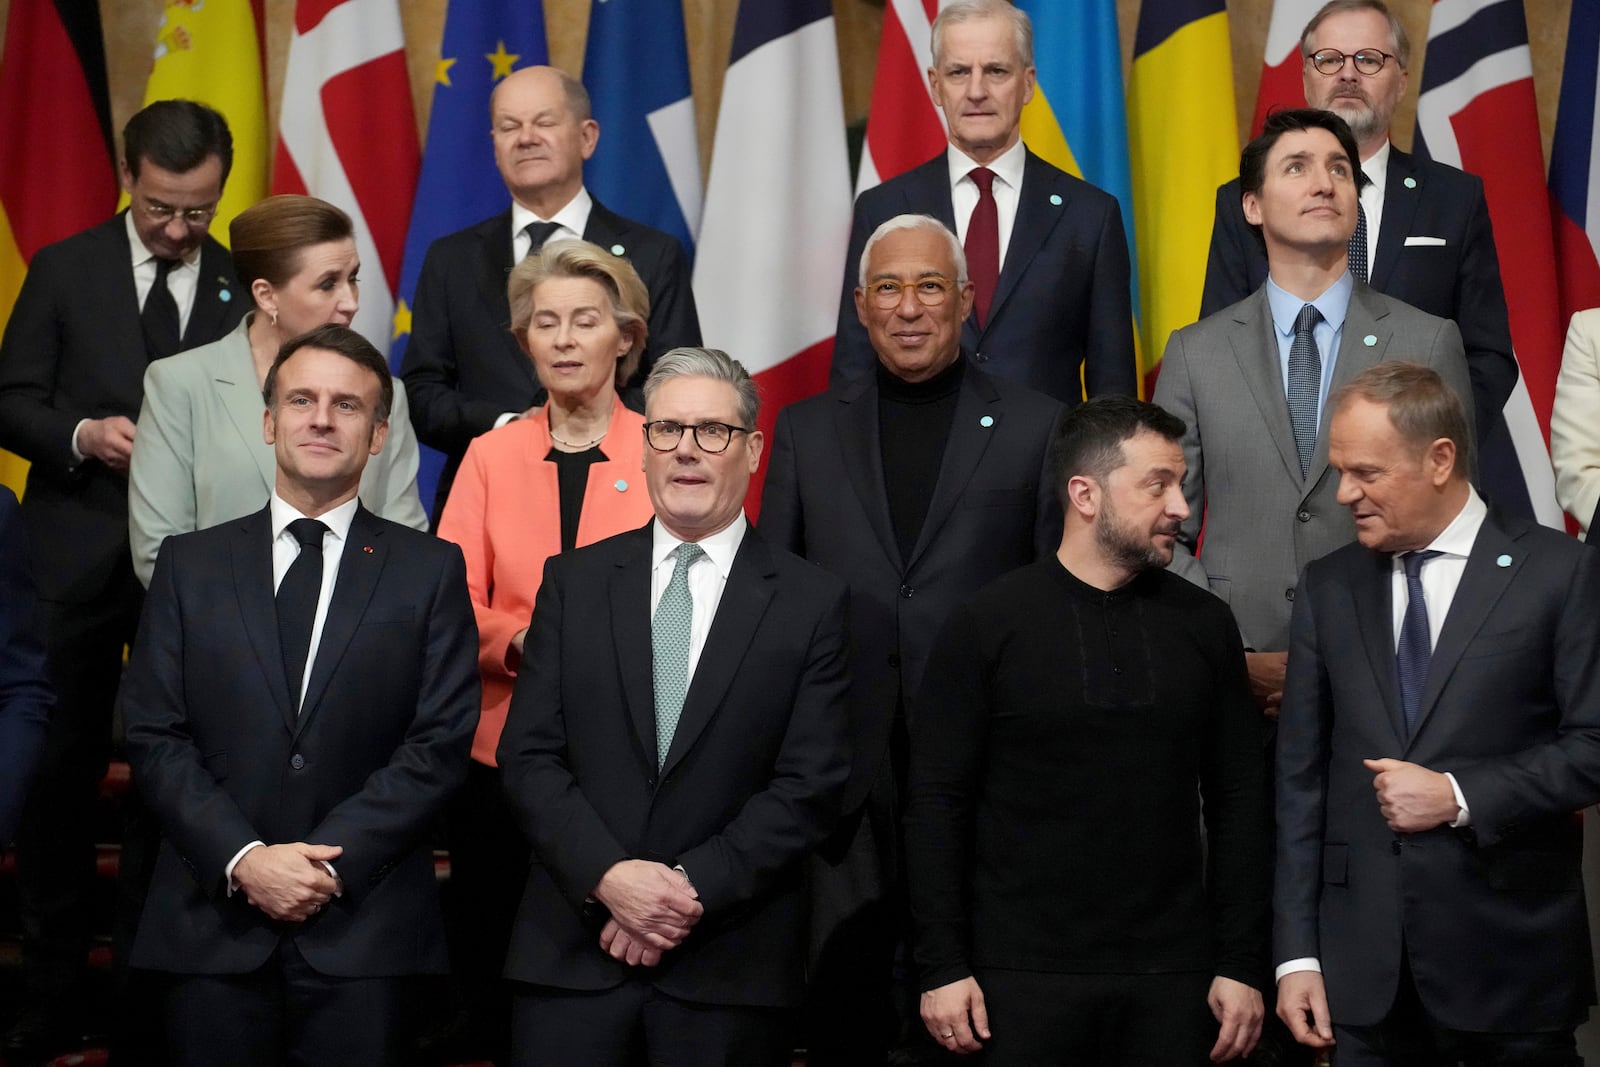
233,842,342,923
594,859,702,968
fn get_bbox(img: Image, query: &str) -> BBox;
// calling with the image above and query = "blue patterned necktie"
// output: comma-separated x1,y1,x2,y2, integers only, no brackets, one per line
652,543,705,768
1396,549,1443,737
1348,201,1369,283
1287,303,1324,478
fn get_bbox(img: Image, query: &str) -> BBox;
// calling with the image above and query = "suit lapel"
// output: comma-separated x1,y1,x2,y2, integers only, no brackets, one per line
231,507,296,733
908,367,999,567
659,530,776,778
1369,150,1420,293
1307,283,1393,492
1229,291,1302,485
1351,549,1408,746
103,215,146,353
833,375,902,569
611,527,657,766
583,199,634,257
182,239,243,347
984,152,1064,336
213,321,277,493
295,507,387,735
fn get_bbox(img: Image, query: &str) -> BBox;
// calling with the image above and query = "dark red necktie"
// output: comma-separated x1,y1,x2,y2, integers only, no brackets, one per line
965,167,999,329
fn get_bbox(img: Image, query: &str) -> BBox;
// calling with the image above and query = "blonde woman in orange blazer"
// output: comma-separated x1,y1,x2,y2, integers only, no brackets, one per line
436,239,656,1062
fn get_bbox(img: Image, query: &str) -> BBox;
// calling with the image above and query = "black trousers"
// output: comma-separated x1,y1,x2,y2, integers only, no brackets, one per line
510,980,791,1067
163,938,422,1067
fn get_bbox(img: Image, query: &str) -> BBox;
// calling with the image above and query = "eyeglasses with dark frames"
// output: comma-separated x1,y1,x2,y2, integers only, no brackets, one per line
1309,48,1397,76
643,420,753,454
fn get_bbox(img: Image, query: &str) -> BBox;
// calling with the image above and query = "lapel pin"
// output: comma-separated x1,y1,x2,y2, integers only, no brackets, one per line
980,415,994,428
610,244,625,256
1404,177,1417,189
1496,554,1512,567
219,289,231,302
1049,194,1063,206
1363,334,1377,347
363,545,374,554
614,479,629,492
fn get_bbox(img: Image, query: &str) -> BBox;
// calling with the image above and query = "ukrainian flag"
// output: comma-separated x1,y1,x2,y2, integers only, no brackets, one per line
1128,0,1239,385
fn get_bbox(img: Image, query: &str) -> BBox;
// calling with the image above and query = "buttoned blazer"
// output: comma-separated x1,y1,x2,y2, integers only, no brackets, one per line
1276,509,1600,1031
0,212,246,601
435,402,656,765
759,362,1062,812
121,504,480,978
399,202,700,504
129,314,428,587
0,486,52,842
830,151,1136,406
497,523,850,1008
1200,148,1516,440
1153,281,1471,652
1551,308,1600,536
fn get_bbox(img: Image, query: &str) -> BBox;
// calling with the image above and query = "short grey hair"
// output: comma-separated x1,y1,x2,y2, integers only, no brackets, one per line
858,214,969,287
644,347,760,429
1300,0,1411,69
931,0,1034,69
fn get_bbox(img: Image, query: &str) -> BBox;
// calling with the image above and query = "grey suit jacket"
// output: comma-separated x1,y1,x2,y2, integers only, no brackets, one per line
129,315,427,586
1153,281,1471,651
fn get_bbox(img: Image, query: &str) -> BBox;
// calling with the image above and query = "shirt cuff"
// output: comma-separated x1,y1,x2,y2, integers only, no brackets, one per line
224,840,265,895
71,418,90,464
1275,957,1322,982
1445,772,1470,827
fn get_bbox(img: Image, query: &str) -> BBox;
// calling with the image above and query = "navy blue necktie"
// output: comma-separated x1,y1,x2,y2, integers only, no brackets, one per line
523,221,561,259
1348,202,1369,283
1397,549,1443,736
142,257,181,359
277,518,328,711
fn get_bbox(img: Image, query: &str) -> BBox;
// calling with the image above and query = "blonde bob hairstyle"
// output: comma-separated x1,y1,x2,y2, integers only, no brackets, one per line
507,239,650,389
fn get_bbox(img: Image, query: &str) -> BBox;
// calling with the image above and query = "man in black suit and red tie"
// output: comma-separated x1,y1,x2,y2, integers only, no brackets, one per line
121,324,480,1065
831,0,1135,406
0,99,246,1060
1276,362,1600,1065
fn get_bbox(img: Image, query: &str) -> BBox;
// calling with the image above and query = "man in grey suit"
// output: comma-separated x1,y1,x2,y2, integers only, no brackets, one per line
1153,108,1470,715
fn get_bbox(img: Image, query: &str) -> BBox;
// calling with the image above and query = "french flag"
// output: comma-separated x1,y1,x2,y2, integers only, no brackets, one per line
272,0,419,350
855,0,946,195
1549,0,1600,325
692,0,851,516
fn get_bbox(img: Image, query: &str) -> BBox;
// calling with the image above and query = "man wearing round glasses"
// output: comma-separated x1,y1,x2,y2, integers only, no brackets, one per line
1201,0,1515,449
0,99,246,1063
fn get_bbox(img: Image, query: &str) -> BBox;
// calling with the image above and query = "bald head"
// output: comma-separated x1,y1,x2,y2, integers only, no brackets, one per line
490,66,598,216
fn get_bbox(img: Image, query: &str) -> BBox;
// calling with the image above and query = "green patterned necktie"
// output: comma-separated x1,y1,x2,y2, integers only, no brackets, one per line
652,543,705,768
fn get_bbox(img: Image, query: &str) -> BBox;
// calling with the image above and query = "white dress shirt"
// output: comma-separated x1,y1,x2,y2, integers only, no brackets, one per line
649,514,748,686
946,138,1026,274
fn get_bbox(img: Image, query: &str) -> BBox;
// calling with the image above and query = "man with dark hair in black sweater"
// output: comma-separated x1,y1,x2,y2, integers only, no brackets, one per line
905,395,1270,1065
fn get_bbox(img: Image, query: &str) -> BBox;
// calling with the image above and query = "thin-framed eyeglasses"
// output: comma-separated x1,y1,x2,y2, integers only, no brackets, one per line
643,420,753,454
1309,49,1397,76
863,275,958,309
139,201,219,226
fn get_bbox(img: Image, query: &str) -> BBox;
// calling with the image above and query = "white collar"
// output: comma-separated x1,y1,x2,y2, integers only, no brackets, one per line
946,137,1027,191
270,493,359,543
650,513,748,579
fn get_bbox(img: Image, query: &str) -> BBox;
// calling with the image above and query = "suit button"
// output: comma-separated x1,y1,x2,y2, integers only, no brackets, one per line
974,352,989,363
899,585,914,599
1391,840,1402,856
1285,588,1295,601
888,653,900,668
290,754,305,770
1297,509,1311,522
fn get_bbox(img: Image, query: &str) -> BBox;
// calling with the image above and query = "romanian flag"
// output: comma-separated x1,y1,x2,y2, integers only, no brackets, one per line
0,0,116,495
1127,0,1238,389
129,0,269,241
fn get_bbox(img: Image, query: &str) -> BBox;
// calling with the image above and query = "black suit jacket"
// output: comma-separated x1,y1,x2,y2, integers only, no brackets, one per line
121,505,480,978
0,212,245,602
0,486,52,842
759,362,1062,813
831,151,1136,405
1276,508,1600,1031
1200,148,1517,440
497,522,850,1008
399,200,700,505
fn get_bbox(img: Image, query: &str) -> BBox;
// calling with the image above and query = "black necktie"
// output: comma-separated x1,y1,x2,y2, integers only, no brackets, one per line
277,518,328,711
523,221,562,259
1348,202,1369,283
1286,303,1323,479
142,257,182,359
1396,549,1443,736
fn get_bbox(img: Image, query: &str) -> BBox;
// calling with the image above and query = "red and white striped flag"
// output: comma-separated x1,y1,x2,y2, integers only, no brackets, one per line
855,0,946,195
1251,0,1321,134
1415,0,1563,526
692,0,852,517
271,0,419,348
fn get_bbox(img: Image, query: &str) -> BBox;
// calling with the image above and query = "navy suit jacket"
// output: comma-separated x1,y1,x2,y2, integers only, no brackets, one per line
0,486,52,842
498,523,850,1008
1276,509,1600,1031
122,505,480,978
759,362,1062,814
831,151,1136,405
399,201,700,508
1200,148,1516,441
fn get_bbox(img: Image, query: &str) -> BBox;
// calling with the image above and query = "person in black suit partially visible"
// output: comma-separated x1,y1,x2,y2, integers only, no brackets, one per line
498,347,851,1066
121,324,480,1066
0,99,246,1061
401,65,700,519
1200,0,1515,444
831,0,1135,406
0,485,52,847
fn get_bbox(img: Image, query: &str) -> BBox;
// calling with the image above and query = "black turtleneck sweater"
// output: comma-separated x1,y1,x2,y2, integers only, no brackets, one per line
904,555,1269,991
877,357,965,562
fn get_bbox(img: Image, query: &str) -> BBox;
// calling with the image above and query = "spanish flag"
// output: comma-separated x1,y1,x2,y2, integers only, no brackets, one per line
0,0,116,495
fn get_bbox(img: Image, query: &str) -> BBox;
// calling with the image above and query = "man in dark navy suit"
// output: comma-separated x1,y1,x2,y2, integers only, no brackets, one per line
0,485,52,846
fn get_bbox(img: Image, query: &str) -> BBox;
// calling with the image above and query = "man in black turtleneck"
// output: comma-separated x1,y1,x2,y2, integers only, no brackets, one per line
761,213,1063,1066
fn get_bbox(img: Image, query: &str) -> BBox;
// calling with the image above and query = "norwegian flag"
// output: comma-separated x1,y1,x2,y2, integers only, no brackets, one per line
1251,0,1322,134
271,0,419,349
1415,0,1562,527
855,0,946,194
